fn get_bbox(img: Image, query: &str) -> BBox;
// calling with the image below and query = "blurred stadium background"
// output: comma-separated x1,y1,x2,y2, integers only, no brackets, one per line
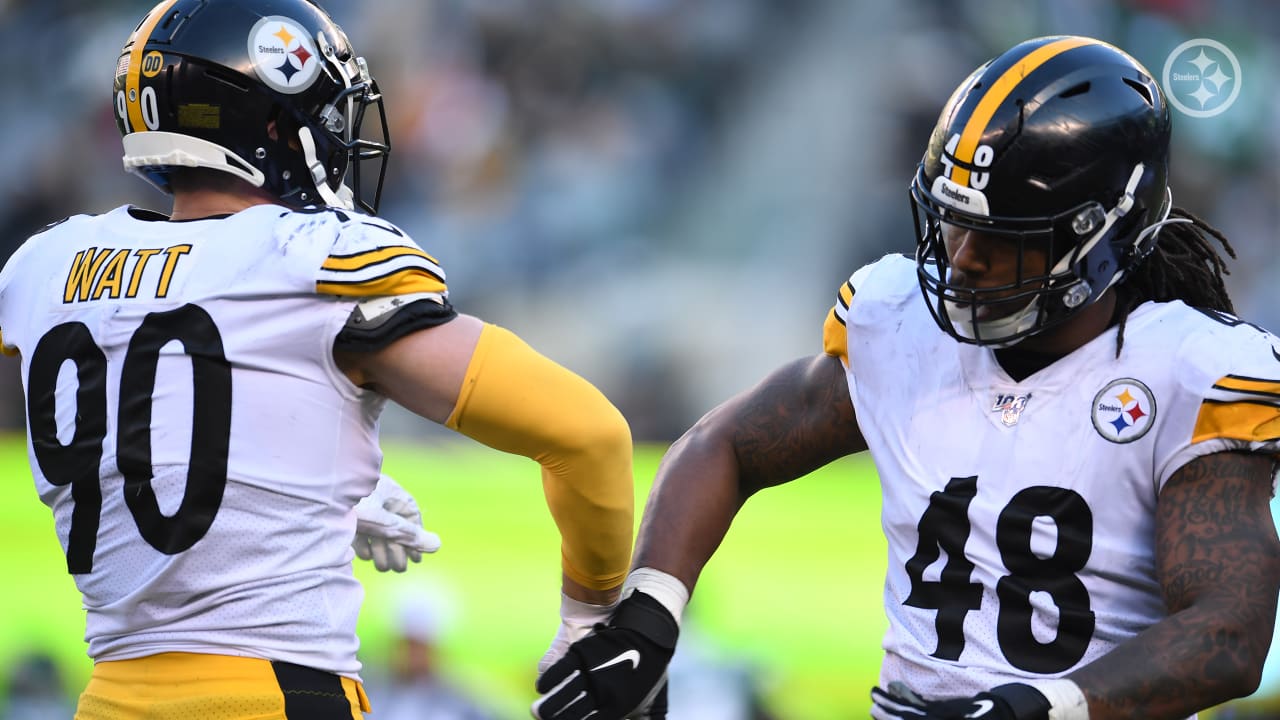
1,0,1278,717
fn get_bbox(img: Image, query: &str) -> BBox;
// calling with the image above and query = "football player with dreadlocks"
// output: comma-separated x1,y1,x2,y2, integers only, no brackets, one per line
0,1,635,718
532,36,1280,720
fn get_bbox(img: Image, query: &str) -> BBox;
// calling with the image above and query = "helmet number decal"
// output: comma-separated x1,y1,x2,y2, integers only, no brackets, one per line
970,145,993,190
141,51,164,78
139,86,160,131
116,87,160,133
941,133,994,190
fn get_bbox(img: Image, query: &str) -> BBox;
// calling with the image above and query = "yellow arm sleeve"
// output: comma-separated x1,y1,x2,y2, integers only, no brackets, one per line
445,323,633,590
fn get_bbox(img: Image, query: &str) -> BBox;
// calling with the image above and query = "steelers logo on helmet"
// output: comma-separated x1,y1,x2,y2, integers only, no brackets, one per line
247,16,322,94
1091,378,1157,443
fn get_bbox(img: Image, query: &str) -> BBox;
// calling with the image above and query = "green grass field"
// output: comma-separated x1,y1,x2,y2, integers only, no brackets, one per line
5,433,1280,718
0,435,888,719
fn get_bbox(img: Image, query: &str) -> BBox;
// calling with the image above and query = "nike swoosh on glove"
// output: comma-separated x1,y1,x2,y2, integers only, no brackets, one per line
531,591,677,720
353,473,441,572
871,681,1051,720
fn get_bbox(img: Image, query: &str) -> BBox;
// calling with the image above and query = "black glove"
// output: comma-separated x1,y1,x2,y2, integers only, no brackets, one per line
636,680,668,719
532,591,677,720
870,681,1051,720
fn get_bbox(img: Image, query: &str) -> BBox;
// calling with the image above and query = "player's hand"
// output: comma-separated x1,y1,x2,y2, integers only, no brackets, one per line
870,681,1051,720
531,591,677,720
352,473,441,572
538,593,618,673
632,681,667,719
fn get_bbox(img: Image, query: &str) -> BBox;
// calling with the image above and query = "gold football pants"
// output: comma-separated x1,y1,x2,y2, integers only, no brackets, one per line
75,652,370,719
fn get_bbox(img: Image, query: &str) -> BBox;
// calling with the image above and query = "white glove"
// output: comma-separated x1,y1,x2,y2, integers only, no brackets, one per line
537,593,617,673
352,473,441,572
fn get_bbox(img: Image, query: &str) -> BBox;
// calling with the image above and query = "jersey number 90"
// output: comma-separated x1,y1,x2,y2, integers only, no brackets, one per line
26,304,230,574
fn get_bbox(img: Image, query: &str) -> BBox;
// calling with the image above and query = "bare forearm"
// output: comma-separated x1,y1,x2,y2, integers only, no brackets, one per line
632,418,745,592
1071,451,1280,719
1069,599,1274,719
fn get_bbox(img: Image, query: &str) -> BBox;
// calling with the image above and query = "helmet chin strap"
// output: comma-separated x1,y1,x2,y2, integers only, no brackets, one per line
1052,163,1145,280
1127,189,1186,259
944,297,1042,348
1015,162,1150,324
921,259,1042,347
298,126,353,210
1058,174,1186,304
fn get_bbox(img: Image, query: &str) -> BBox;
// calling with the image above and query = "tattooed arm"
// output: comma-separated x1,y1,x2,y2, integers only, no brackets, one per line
632,352,867,593
1068,451,1280,720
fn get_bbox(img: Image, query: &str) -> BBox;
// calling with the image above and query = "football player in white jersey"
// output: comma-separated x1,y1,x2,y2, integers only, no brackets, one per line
0,1,636,718
532,36,1280,720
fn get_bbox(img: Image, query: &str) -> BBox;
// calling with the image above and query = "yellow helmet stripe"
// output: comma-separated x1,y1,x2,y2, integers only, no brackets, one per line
951,37,1094,188
125,0,180,134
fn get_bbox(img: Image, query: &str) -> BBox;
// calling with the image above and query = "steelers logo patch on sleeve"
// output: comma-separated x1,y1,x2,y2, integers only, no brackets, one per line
1092,378,1156,443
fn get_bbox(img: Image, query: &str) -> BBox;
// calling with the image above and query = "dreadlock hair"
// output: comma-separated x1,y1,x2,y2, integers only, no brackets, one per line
1113,206,1236,356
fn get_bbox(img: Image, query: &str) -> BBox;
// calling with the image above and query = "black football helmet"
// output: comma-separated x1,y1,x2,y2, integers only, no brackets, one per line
911,36,1174,346
114,0,389,214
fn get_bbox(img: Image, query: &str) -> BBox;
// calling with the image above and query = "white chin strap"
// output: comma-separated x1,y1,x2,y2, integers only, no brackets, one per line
1045,163,1146,297
300,28,365,211
944,296,1042,348
298,127,353,210
923,260,1042,347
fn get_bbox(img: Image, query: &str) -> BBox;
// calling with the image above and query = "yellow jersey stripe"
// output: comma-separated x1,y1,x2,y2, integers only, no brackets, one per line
837,280,854,310
823,308,849,366
1193,400,1280,444
0,329,13,357
951,37,1094,187
317,268,447,298
125,0,179,133
1212,375,1280,397
323,245,440,271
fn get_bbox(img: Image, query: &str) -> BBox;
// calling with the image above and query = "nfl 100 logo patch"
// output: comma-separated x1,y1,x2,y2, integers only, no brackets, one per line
991,392,1032,427
1091,378,1157,443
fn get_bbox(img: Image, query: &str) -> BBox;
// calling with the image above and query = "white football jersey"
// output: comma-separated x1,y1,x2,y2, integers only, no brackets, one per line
0,204,449,678
823,254,1280,700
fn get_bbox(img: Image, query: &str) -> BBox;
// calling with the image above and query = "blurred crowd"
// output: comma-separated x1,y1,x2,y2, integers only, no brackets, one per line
1,0,1279,717
2,0,1278,439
